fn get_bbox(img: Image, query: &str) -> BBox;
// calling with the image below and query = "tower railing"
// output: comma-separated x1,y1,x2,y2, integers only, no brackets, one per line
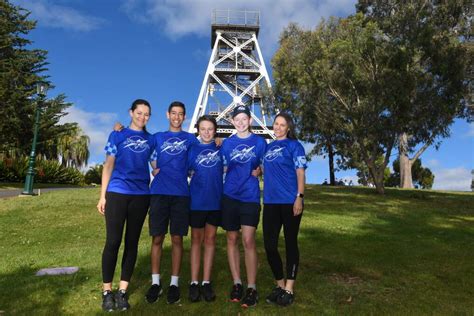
212,9,259,27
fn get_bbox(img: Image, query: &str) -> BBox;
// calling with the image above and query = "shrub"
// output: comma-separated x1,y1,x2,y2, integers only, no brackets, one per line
0,157,84,185
36,160,84,185
84,164,103,185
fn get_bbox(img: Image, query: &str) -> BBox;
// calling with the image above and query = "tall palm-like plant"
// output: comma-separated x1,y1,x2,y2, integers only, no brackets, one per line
56,126,90,168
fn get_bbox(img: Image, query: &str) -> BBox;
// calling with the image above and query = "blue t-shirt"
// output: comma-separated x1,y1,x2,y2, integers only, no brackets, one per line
221,133,266,203
263,138,307,204
188,142,223,211
104,128,154,195
149,130,199,196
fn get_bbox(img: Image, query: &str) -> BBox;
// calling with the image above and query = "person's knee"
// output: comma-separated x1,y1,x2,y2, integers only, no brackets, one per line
152,235,164,246
171,235,183,247
191,230,203,244
204,233,216,247
104,236,122,252
242,235,256,250
264,241,277,254
226,232,239,245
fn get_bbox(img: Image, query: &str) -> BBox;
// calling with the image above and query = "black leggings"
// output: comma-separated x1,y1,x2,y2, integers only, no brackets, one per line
102,192,150,283
263,203,302,281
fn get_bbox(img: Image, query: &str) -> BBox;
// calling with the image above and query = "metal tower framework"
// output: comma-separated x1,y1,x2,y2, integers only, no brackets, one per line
189,10,275,139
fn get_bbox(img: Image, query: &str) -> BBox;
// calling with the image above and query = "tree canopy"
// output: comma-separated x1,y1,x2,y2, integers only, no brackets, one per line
0,0,89,168
356,0,472,188
271,3,470,193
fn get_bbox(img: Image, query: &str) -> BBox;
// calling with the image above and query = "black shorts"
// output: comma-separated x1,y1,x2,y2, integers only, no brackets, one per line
221,195,260,231
189,210,221,228
149,195,189,236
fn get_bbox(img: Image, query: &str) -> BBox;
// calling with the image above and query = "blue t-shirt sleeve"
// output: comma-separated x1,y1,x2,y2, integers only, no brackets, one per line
293,141,308,169
104,132,118,156
221,141,229,166
258,138,266,165
149,134,160,162
187,146,194,171
190,134,199,146
147,134,155,162
187,135,198,171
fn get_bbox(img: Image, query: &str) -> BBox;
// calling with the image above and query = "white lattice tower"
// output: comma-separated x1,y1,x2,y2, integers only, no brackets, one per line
189,9,275,139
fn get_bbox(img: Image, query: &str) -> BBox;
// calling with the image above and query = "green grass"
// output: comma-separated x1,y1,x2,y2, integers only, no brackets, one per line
0,185,473,315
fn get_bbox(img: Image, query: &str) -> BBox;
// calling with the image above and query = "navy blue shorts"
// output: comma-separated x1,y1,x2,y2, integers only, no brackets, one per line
221,195,260,231
149,195,189,236
189,210,221,228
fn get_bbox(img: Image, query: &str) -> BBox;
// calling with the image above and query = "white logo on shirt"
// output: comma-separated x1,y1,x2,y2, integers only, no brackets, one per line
160,138,187,155
230,145,256,163
196,149,220,168
264,146,285,162
123,136,149,153
296,156,307,168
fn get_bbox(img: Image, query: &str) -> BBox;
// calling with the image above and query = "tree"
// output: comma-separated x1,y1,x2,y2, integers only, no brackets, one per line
272,15,405,194
0,0,89,167
85,164,103,185
56,125,90,168
385,158,434,189
357,0,472,188
270,23,347,186
0,0,47,154
272,6,470,194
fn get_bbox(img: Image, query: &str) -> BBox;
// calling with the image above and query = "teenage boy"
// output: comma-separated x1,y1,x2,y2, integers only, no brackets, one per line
145,101,199,304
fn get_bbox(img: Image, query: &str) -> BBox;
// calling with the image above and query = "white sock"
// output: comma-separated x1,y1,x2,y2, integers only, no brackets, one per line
234,279,242,285
248,284,256,290
202,280,210,285
170,275,179,287
152,274,160,285
190,280,199,285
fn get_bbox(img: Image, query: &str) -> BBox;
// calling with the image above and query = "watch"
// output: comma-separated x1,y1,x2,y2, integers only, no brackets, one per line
296,193,304,198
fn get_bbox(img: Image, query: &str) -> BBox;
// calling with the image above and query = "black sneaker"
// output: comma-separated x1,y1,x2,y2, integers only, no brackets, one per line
101,290,115,312
229,283,243,302
188,283,201,302
266,286,285,304
115,289,130,311
277,290,295,306
201,282,216,302
145,284,163,303
167,285,181,304
241,288,258,308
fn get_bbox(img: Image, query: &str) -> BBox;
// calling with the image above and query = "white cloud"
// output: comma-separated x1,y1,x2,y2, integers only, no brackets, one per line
14,0,105,31
59,106,118,165
120,0,357,55
341,175,359,185
432,167,472,191
426,159,441,168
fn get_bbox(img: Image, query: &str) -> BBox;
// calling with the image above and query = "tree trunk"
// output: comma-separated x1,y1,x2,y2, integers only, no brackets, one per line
373,171,385,194
399,133,413,188
365,157,385,194
328,141,336,185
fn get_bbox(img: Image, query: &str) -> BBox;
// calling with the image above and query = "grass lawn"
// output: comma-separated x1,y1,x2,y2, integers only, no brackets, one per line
0,185,473,315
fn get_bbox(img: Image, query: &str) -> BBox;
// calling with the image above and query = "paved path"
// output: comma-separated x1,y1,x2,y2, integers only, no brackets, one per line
0,187,93,199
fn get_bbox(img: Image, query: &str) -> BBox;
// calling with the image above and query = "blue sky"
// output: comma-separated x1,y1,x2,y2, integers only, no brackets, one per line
14,0,474,190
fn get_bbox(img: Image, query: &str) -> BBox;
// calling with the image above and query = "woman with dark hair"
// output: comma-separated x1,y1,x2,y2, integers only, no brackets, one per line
187,115,223,303
97,99,154,312
262,112,307,307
